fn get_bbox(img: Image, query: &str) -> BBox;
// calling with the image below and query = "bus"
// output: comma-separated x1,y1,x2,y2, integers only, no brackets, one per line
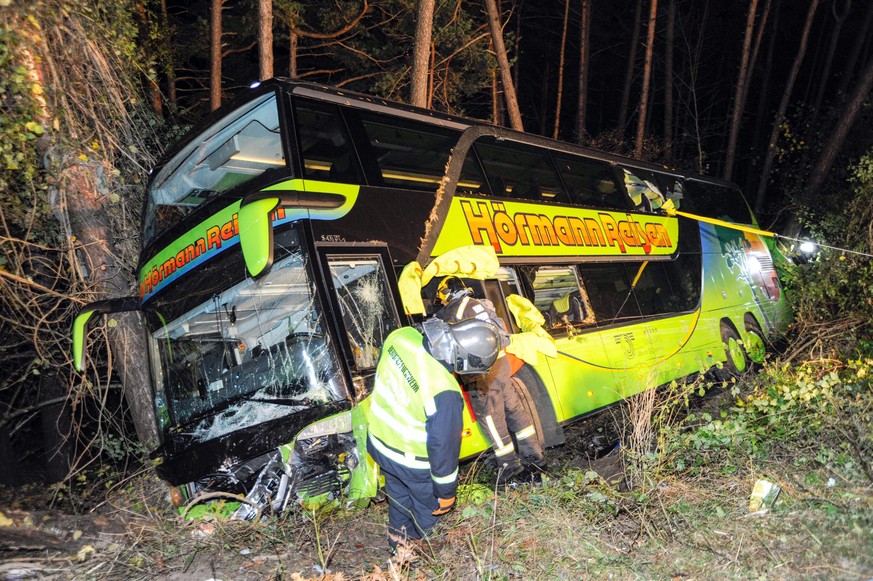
72,79,792,518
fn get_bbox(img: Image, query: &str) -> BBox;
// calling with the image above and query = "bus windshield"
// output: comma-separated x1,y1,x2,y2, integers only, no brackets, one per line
144,92,286,245
149,248,345,440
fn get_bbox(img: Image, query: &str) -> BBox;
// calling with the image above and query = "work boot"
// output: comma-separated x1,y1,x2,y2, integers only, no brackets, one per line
522,454,548,474
507,467,543,488
494,461,524,485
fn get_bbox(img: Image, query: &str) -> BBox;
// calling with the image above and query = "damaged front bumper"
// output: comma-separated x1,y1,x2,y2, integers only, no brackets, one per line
159,401,379,520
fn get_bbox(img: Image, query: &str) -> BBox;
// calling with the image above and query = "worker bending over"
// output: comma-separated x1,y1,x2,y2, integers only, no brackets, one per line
434,276,546,482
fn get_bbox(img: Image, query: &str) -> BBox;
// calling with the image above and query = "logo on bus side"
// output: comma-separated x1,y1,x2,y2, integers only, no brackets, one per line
433,199,678,257
614,332,636,360
138,205,287,301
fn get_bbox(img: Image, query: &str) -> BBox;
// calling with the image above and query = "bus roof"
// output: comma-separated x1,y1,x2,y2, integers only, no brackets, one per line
149,78,742,195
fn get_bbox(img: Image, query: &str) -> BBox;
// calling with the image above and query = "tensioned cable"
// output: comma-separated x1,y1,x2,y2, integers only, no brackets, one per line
660,200,873,259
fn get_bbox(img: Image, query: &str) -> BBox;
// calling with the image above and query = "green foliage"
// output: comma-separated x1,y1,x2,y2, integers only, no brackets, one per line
779,150,873,347
664,357,873,485
0,24,56,244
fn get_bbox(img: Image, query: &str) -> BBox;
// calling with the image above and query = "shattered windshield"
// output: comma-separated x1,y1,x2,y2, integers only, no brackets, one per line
150,248,345,441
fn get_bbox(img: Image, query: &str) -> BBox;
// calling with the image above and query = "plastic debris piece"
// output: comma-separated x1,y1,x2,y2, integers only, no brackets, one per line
749,479,781,512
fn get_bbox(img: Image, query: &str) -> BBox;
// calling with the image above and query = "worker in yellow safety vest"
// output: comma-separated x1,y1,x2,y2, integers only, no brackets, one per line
367,317,500,549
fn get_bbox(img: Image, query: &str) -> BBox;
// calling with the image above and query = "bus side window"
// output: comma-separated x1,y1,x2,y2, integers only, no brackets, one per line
293,99,363,184
522,265,594,334
475,138,569,204
553,153,628,210
683,179,754,224
326,255,401,371
621,167,665,212
356,110,462,192
481,267,524,334
627,261,671,317
577,263,641,325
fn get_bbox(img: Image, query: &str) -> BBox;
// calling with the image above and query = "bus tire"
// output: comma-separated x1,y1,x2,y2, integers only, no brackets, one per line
512,364,565,448
720,321,749,378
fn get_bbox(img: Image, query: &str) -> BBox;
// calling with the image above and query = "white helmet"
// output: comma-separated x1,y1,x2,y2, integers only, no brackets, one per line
422,317,499,375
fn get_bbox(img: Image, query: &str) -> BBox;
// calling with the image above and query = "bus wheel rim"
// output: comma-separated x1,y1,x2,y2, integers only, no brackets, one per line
728,337,746,372
745,331,766,364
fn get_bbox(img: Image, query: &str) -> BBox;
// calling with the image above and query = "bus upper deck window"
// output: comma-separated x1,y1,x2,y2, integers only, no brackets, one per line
294,100,363,184
622,167,666,212
145,92,286,245
475,138,568,204
357,111,461,192
553,153,627,210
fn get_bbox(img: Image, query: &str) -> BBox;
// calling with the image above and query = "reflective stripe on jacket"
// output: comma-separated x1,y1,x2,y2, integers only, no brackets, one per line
368,327,462,467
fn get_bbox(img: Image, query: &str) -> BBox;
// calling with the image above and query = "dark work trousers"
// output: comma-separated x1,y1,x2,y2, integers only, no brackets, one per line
368,436,439,548
465,356,545,473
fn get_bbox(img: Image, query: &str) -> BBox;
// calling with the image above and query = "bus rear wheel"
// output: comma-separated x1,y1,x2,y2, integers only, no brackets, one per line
720,322,749,378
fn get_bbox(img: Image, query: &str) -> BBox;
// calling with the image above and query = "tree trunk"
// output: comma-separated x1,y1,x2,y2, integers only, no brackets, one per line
724,0,759,181
160,0,177,112
664,0,675,158
812,0,851,122
410,0,435,107
135,0,163,118
634,0,658,158
62,165,159,449
483,0,524,131
289,31,298,78
552,0,570,139
800,54,873,207
491,68,504,127
210,0,223,111
742,0,772,121
754,0,820,213
258,0,274,80
746,0,779,197
513,0,523,92
836,0,873,96
618,0,643,134
576,0,591,142
111,312,157,448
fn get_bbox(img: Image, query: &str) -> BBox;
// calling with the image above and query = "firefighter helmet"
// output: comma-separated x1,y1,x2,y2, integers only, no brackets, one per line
422,317,499,375
435,276,472,306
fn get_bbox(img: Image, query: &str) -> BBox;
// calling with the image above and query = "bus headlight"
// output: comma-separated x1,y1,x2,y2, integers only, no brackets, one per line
295,411,352,441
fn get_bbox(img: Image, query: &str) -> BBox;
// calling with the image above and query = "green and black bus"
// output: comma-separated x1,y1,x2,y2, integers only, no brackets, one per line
73,79,792,518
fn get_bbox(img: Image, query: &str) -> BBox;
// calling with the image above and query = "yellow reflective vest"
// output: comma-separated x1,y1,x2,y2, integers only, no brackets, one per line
367,327,462,469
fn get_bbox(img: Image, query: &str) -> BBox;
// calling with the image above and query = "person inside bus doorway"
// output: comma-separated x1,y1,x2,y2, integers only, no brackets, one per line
367,317,500,552
433,276,547,484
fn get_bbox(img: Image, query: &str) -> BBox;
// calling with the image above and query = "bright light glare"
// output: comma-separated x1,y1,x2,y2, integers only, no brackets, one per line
746,256,762,274
799,241,817,253
250,81,262,89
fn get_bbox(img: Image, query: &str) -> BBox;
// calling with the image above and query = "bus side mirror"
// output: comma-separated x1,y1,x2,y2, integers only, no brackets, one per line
72,297,141,372
238,186,347,278
238,195,282,279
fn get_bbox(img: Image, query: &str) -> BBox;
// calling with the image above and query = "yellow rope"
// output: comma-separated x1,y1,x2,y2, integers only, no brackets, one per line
661,199,776,238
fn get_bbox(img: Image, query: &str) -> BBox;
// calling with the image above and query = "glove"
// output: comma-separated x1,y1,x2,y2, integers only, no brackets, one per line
432,496,456,516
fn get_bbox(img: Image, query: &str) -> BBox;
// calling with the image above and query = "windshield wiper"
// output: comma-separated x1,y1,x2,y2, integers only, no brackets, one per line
248,397,315,407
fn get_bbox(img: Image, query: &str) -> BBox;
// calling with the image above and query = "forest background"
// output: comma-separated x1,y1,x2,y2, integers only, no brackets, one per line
0,0,871,578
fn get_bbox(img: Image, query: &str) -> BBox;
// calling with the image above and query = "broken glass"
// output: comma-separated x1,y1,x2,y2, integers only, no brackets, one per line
151,249,346,441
